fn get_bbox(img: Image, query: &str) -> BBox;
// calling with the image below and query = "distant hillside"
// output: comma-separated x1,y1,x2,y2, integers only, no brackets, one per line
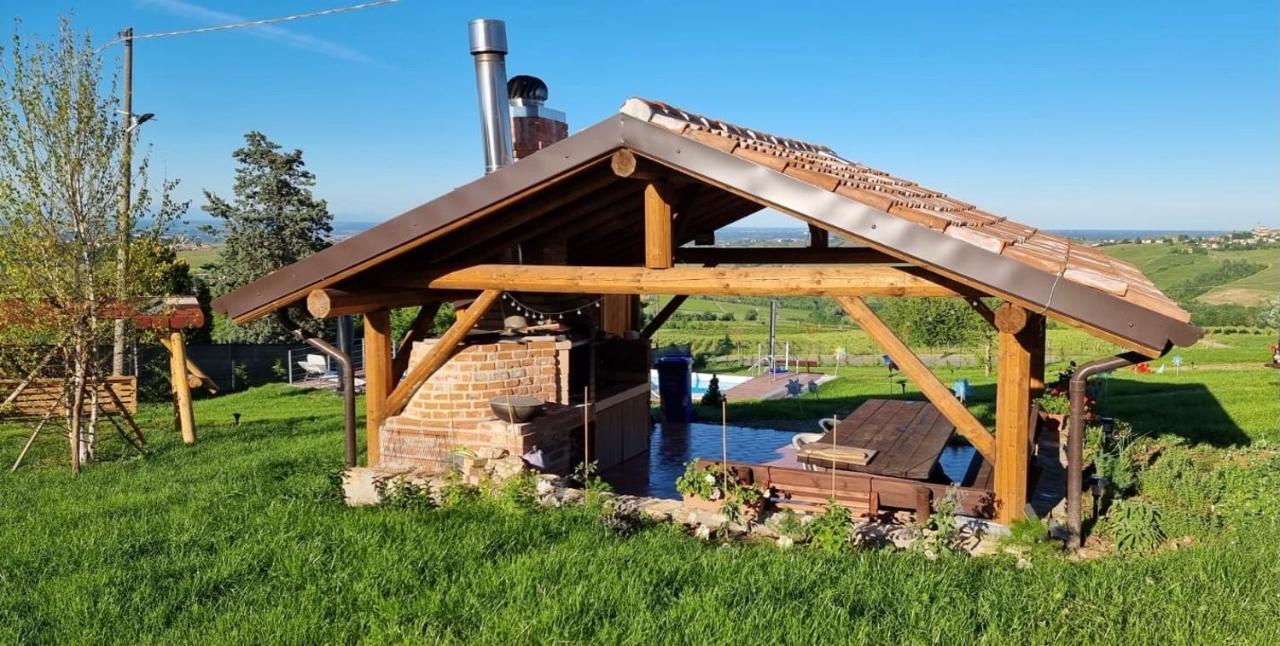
1101,243,1277,307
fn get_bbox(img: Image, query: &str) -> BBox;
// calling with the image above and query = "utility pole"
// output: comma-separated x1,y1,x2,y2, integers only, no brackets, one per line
112,27,133,376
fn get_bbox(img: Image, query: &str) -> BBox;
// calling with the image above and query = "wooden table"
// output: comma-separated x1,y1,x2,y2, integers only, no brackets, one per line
797,399,956,480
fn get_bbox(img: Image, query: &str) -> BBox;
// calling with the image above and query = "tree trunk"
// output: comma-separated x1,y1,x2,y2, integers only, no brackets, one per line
82,385,98,464
68,350,86,475
112,320,126,376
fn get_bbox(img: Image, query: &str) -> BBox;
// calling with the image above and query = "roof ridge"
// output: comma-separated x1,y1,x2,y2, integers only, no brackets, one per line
621,97,840,159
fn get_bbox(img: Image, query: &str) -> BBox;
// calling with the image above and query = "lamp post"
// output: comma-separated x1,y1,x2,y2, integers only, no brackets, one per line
112,27,134,376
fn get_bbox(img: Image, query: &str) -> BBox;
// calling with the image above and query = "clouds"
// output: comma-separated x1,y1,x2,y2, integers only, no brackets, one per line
138,0,375,64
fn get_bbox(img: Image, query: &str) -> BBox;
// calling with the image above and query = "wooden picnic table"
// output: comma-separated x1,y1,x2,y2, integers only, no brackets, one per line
797,399,955,480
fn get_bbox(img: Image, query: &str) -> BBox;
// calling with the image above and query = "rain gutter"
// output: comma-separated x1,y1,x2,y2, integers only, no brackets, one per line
1065,349,1163,549
277,310,357,468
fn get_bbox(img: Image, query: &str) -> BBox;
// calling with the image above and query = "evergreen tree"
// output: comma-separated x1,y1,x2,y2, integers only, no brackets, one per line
203,132,333,342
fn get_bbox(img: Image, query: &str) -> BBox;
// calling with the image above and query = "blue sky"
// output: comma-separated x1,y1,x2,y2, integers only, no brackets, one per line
9,0,1278,229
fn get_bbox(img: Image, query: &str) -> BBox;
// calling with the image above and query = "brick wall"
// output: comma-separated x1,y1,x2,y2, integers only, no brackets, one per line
379,336,576,472
512,115,569,160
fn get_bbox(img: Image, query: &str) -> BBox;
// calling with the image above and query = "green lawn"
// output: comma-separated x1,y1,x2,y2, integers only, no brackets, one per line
3,357,1279,642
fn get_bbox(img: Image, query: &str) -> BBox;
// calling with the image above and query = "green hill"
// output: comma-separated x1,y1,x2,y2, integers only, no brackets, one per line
1101,243,1277,306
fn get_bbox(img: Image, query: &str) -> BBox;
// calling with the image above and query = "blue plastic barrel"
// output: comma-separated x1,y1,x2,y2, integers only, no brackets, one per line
655,355,694,423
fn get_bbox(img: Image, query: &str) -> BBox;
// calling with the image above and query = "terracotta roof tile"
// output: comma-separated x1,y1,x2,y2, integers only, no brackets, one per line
623,98,1190,323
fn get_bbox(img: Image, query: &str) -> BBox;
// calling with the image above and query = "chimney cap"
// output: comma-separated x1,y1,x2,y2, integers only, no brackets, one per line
508,75,548,105
468,18,507,55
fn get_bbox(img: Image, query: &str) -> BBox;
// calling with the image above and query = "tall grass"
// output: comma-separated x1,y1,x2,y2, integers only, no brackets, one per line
1,380,1278,642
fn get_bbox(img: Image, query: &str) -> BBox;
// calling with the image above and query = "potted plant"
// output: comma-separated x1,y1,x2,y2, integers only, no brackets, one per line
1035,386,1071,431
675,461,767,522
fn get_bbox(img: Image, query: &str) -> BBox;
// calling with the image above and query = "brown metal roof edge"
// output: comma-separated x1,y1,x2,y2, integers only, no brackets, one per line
611,115,1200,355
211,116,634,322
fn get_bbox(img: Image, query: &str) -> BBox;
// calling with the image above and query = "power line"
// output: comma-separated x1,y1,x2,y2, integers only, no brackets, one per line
97,0,400,51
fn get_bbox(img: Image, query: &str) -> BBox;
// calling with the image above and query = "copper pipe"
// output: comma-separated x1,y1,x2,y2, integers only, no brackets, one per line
277,310,357,468
1065,350,1154,549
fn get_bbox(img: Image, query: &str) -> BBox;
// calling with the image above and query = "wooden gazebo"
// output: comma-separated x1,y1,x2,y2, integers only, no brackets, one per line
213,99,1198,524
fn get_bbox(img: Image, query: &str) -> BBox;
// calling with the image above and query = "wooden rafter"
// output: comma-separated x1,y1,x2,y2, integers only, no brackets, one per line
306,288,467,318
415,265,965,298
391,302,442,387
964,296,998,329
835,296,996,464
808,224,829,249
640,295,688,340
675,247,898,265
384,289,502,419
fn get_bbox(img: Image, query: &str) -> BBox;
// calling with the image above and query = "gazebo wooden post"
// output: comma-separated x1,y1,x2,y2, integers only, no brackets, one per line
1028,313,1047,398
167,330,196,444
644,181,673,269
363,309,393,467
994,303,1034,524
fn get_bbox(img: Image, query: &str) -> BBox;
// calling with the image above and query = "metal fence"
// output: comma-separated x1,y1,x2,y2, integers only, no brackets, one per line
285,339,364,386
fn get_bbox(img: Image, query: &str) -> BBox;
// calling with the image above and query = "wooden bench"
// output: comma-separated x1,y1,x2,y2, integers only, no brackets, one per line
0,376,137,418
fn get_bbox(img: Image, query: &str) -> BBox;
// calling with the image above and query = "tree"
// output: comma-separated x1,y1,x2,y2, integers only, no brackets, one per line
203,132,333,343
876,298,994,372
0,20,185,468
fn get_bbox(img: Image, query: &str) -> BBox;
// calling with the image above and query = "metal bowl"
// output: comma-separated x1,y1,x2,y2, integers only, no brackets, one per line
489,395,544,423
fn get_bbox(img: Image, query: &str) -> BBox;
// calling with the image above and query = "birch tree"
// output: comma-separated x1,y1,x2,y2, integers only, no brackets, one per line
0,20,185,468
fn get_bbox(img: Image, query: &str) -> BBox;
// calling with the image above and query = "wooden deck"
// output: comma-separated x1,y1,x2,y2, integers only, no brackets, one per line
798,399,955,480
724,371,826,401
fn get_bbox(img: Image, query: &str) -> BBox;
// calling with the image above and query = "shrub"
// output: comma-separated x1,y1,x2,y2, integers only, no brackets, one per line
807,500,853,554
1138,446,1220,537
496,470,538,512
1001,516,1059,558
1104,499,1166,553
915,486,964,557
438,470,481,507
774,509,808,543
375,478,436,511
701,375,724,409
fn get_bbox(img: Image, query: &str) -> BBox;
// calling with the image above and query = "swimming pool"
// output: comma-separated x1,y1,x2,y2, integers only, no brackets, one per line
648,371,751,402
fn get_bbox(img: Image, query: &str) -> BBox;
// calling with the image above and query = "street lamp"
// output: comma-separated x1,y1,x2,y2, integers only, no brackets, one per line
117,110,156,133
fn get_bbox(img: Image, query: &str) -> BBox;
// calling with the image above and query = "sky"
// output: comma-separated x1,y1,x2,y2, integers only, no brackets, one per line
6,0,1278,230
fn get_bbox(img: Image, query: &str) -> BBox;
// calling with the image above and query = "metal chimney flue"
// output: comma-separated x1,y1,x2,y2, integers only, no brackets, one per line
469,18,514,174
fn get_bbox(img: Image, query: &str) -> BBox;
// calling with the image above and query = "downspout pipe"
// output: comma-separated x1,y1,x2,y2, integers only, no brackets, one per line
1065,349,1158,549
278,310,357,468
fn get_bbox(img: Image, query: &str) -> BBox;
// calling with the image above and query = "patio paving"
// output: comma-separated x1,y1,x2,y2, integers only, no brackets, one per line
603,422,804,499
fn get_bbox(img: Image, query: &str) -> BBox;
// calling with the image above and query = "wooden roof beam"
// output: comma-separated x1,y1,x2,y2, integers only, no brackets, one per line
306,288,472,318
675,247,900,265
412,264,966,297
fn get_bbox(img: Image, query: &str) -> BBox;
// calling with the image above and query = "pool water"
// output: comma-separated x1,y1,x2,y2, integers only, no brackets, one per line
603,423,981,499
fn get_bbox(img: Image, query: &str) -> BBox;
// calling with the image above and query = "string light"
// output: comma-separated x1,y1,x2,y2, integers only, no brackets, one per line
502,293,605,322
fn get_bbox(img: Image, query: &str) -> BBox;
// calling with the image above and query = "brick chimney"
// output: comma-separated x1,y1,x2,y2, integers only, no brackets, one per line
508,75,568,160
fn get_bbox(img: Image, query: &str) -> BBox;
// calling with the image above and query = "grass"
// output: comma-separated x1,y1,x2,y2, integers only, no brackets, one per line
176,244,222,271
1102,243,1279,306
3,358,1279,642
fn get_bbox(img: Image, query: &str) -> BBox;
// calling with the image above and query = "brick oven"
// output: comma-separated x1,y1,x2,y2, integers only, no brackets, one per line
379,330,652,477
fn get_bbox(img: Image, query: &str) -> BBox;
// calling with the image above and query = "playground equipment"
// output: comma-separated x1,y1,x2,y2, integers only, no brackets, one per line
2,297,210,472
